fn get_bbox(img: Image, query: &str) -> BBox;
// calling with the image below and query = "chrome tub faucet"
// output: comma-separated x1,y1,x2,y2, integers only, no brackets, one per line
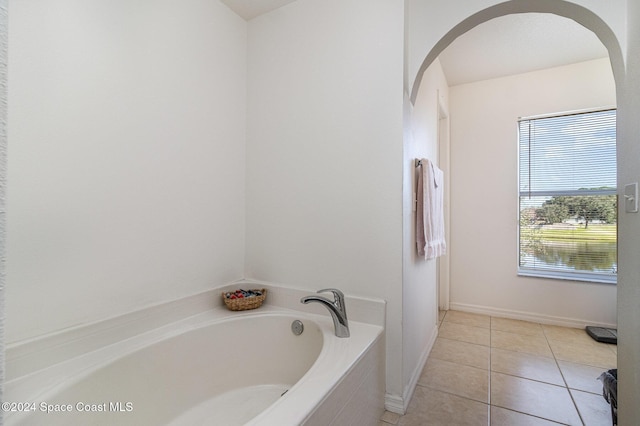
301,288,350,338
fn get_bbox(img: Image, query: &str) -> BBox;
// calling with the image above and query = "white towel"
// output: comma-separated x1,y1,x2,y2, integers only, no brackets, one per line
416,158,446,259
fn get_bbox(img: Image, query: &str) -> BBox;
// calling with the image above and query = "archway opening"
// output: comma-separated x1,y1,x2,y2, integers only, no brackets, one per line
411,2,623,422
416,10,617,318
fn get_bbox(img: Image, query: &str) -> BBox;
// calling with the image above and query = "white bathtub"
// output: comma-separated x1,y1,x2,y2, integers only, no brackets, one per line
5,290,385,426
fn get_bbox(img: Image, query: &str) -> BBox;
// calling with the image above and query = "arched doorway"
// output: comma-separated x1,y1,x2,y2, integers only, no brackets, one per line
431,13,615,318
404,0,628,420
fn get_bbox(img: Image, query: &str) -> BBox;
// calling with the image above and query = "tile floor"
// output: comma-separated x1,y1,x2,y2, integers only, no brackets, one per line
379,310,617,426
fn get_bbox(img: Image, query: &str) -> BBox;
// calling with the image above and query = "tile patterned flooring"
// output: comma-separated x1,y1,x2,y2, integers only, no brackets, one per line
379,310,617,426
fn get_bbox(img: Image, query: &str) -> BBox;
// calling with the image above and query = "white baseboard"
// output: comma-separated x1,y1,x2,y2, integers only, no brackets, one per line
384,323,438,415
448,302,617,329
384,393,405,415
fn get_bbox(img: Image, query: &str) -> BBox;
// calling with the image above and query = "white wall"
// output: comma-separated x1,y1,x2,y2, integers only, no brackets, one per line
6,0,247,343
448,58,617,326
245,0,405,401
0,0,7,406
617,1,640,422
401,58,448,410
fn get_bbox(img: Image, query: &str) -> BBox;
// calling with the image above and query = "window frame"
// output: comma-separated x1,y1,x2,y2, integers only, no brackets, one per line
517,107,617,285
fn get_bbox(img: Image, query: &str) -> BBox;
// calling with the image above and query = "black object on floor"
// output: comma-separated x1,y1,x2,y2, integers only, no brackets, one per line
586,326,617,344
598,369,617,425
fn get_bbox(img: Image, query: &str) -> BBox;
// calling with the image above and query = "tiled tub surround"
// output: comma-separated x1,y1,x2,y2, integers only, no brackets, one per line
380,311,617,426
5,281,386,426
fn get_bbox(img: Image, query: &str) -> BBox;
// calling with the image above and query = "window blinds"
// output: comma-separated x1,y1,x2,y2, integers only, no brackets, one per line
518,108,617,283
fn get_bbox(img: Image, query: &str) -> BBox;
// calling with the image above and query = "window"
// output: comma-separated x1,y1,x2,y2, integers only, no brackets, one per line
518,108,617,284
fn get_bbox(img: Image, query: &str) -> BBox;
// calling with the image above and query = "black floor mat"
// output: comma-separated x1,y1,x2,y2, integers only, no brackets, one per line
586,326,617,344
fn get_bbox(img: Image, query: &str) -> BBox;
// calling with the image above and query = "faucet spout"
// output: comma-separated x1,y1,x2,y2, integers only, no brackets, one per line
301,288,350,338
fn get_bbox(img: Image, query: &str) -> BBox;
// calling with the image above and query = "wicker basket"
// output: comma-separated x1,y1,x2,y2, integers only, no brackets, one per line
222,289,267,311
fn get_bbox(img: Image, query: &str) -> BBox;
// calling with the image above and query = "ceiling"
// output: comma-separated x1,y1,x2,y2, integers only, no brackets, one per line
220,0,297,20
219,3,609,86
437,13,609,86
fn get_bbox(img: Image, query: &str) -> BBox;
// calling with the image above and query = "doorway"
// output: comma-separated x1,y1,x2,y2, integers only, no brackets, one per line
436,95,449,312
408,0,628,419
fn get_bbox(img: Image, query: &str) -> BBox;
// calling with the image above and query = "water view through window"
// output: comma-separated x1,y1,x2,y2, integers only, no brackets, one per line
519,195,617,276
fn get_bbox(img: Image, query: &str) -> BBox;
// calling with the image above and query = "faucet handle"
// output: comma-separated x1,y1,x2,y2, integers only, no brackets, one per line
317,288,346,311
317,288,344,300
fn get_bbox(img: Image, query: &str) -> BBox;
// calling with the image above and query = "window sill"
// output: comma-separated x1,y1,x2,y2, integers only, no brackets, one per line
518,268,617,285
